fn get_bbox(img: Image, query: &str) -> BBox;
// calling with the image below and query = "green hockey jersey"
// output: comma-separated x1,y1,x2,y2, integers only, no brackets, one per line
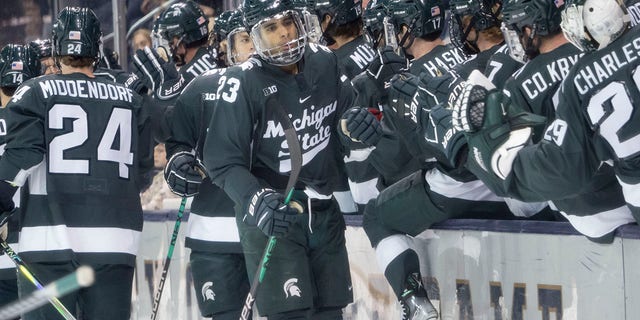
203,44,355,214
0,72,153,266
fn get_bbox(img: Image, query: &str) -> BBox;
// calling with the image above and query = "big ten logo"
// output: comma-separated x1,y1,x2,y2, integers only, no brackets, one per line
427,277,562,320
263,85,278,96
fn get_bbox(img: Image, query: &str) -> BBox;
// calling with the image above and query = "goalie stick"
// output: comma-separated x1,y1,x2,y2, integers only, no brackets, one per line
239,98,303,320
0,235,76,320
151,94,208,320
0,265,94,320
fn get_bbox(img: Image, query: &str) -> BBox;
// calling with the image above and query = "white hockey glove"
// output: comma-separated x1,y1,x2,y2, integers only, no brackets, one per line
164,151,207,197
245,188,301,237
451,71,546,179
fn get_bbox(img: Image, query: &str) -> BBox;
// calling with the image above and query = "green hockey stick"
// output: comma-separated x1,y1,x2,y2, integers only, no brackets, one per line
239,98,303,320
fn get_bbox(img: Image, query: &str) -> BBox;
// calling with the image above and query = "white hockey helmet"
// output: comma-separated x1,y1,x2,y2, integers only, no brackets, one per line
561,0,630,51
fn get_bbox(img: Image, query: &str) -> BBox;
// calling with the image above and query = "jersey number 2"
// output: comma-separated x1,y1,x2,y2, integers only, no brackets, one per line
586,67,640,159
48,104,134,178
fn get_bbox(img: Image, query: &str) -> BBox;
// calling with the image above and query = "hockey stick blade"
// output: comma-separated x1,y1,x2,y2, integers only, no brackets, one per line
239,97,303,320
0,266,94,320
150,196,188,320
0,239,77,320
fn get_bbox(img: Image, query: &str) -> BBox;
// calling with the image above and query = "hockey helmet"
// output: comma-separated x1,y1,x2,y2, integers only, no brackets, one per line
242,0,307,66
561,0,630,51
52,7,102,59
0,44,41,88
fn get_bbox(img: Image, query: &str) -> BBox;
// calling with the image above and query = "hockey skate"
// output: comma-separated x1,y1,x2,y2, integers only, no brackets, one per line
400,273,438,320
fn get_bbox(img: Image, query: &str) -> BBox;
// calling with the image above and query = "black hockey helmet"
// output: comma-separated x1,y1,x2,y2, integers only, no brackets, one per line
502,0,564,60
503,0,563,36
315,0,363,26
214,10,237,43
387,0,446,47
52,7,102,59
449,0,503,55
0,44,41,88
28,39,52,59
155,0,210,46
363,0,391,48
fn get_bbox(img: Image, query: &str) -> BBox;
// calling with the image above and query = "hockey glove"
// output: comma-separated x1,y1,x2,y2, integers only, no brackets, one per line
366,46,409,103
132,47,179,98
340,107,383,147
422,104,468,168
388,72,425,132
0,181,16,242
452,71,546,180
124,72,148,95
164,151,208,197
245,188,300,237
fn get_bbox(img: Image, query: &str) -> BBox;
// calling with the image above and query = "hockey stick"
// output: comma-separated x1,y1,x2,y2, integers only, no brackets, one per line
240,98,303,320
150,94,208,320
149,196,187,320
0,239,77,320
0,265,94,320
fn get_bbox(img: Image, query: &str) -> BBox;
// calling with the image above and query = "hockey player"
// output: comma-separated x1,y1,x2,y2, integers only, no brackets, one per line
164,9,255,320
0,44,41,314
0,7,153,320
203,0,362,318
452,0,640,227
127,0,220,142
494,0,634,242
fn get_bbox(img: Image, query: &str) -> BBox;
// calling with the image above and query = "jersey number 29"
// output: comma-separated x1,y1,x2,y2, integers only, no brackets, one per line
48,104,134,179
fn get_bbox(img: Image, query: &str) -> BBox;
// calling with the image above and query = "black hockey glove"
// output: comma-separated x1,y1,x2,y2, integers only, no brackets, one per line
0,181,16,242
451,71,546,180
244,188,300,237
388,72,424,131
164,151,208,197
423,104,468,168
124,72,148,95
339,107,383,147
366,46,408,103
131,47,179,98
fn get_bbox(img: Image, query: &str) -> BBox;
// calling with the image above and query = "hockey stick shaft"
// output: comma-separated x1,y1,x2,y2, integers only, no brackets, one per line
150,196,187,320
240,99,303,320
0,266,94,320
0,240,77,320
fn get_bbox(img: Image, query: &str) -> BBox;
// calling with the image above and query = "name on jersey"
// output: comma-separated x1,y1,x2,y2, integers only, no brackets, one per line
422,49,467,77
263,101,337,172
573,36,640,95
350,44,377,69
521,54,582,99
39,79,133,102
185,53,218,78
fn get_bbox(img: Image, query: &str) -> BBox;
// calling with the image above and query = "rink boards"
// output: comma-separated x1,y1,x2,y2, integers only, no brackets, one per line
134,212,640,320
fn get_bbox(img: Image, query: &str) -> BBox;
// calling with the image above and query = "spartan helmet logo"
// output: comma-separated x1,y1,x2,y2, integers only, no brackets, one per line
201,281,216,301
283,278,302,298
